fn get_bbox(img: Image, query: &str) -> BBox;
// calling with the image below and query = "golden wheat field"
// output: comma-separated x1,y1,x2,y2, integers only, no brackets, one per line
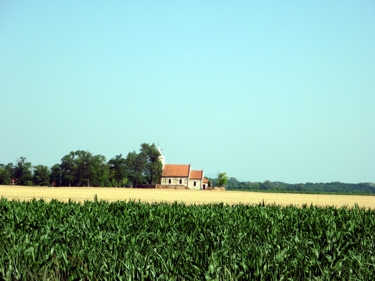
1,185,374,209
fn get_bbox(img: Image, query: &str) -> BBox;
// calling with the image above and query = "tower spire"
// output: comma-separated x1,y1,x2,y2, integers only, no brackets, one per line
158,145,165,167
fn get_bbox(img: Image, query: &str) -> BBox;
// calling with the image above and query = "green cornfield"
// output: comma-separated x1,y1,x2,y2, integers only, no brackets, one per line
0,197,374,280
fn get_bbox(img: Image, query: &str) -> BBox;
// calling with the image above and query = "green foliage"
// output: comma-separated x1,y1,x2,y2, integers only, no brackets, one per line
14,157,32,185
140,143,163,184
0,142,163,187
0,164,12,185
59,151,111,187
49,164,62,186
74,150,93,186
125,143,163,187
90,154,110,187
60,152,76,186
125,151,146,187
108,154,127,187
224,179,375,195
2,145,374,194
207,177,217,187
32,165,50,186
217,172,228,187
0,198,374,280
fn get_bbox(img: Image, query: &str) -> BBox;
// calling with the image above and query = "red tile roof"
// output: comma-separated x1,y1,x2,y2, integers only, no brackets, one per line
162,164,190,177
190,170,203,179
203,178,209,183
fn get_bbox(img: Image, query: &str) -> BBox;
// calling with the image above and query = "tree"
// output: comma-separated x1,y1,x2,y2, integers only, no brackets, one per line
140,143,163,184
217,172,228,187
125,143,163,187
227,177,240,189
50,164,62,186
125,151,146,187
0,163,13,185
61,152,76,187
74,150,93,186
33,165,50,186
60,151,112,187
90,154,110,187
14,157,33,185
262,180,271,190
108,154,127,187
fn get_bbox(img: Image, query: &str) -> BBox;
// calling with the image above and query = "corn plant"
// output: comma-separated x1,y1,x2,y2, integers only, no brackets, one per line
0,197,374,280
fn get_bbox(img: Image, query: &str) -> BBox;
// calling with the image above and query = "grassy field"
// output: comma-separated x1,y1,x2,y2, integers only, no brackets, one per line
1,185,374,208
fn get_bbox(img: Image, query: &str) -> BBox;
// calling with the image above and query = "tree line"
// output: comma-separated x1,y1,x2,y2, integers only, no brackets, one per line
0,143,163,187
215,177,375,195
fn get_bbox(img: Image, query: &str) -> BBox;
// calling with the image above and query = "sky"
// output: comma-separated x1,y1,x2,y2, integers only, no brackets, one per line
1,1,374,183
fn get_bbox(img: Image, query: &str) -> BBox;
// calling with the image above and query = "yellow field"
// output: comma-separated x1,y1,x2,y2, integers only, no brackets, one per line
1,185,374,209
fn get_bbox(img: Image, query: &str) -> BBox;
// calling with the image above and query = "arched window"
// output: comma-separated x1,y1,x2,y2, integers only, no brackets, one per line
179,179,182,184
194,181,196,186
168,179,171,184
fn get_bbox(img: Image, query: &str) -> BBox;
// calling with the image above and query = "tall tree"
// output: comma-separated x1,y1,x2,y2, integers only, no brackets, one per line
140,143,163,184
61,152,76,187
60,151,111,187
90,154,110,187
108,154,127,187
74,150,93,186
50,164,62,186
0,164,12,185
14,157,33,185
262,180,271,190
217,172,229,187
125,151,146,187
33,165,50,186
125,143,163,187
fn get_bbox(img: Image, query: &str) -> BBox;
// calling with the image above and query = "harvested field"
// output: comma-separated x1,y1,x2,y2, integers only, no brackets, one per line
1,185,374,208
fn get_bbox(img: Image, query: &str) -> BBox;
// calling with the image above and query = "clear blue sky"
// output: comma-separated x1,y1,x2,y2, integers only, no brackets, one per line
1,1,374,183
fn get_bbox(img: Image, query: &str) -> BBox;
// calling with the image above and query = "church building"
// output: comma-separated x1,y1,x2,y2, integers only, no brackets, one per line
158,148,209,190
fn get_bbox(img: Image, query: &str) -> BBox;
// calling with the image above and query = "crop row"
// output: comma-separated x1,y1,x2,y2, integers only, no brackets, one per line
0,197,374,280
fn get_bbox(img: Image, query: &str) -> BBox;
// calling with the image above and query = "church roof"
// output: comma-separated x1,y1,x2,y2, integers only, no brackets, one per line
190,170,203,179
162,164,190,177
